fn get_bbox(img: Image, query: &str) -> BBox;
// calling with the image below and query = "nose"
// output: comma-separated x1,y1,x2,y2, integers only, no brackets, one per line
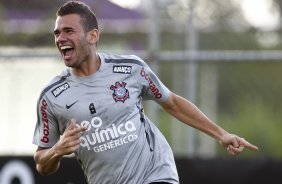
55,32,67,43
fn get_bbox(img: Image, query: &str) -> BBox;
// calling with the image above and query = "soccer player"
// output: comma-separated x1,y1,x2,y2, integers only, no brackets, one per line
32,1,258,184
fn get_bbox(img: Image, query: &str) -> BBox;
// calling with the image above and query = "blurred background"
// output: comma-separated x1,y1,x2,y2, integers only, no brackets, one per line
0,0,282,183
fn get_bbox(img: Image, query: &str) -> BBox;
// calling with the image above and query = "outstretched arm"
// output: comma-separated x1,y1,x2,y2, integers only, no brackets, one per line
159,92,258,155
34,119,87,175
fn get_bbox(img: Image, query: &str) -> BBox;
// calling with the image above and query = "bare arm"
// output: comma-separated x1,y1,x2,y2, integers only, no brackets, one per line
34,146,63,175
159,92,258,155
34,119,87,175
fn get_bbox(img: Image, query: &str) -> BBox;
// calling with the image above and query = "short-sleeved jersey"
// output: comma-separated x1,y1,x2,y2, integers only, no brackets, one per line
32,53,179,184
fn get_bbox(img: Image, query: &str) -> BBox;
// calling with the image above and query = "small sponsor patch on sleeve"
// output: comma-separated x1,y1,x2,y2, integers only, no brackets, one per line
113,65,132,74
52,82,70,97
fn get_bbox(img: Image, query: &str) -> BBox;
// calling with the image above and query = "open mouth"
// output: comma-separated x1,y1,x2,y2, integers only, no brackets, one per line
60,45,74,60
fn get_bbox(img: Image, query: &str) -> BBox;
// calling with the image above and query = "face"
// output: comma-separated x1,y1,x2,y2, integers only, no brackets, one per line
54,14,93,68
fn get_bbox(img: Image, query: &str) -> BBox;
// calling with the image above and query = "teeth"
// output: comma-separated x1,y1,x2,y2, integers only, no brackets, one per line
60,45,73,50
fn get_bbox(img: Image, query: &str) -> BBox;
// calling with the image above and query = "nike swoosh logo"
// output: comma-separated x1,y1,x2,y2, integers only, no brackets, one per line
66,100,79,109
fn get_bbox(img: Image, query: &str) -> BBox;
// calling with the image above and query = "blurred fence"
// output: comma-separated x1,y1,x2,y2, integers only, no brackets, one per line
1,47,282,159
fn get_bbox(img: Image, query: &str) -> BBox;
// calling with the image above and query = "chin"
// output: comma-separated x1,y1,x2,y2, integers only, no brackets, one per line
64,60,74,67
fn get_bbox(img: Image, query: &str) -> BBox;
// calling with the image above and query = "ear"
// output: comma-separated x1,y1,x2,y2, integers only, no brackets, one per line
87,29,99,45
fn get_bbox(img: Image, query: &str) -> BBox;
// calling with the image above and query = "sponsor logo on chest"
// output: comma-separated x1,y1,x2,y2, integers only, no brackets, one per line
113,65,132,74
52,82,70,97
77,116,138,152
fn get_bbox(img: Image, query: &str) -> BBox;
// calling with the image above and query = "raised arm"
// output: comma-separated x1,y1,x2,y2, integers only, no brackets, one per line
159,92,258,155
34,119,87,175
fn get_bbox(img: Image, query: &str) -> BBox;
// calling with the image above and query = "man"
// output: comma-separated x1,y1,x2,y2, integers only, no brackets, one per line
32,1,258,184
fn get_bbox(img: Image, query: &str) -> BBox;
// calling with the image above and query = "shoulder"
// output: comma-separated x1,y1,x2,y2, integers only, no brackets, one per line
99,53,148,67
38,69,71,100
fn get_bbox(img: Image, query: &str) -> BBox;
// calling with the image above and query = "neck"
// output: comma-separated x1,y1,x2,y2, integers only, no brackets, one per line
71,53,101,76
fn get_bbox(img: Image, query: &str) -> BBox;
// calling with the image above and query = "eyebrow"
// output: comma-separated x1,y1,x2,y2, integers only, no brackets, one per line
53,27,75,34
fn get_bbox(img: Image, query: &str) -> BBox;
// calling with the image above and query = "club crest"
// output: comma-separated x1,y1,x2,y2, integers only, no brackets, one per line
110,82,129,102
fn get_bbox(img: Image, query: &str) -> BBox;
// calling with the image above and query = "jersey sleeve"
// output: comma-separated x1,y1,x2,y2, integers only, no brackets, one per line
135,60,171,102
32,95,60,148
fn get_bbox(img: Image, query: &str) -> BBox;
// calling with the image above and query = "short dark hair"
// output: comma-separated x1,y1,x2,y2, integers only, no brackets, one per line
57,1,99,32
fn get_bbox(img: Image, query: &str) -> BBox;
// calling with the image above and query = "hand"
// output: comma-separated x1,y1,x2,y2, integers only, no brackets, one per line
54,119,87,156
219,133,258,156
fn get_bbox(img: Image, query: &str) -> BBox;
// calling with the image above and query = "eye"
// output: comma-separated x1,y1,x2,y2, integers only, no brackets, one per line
53,31,60,37
65,28,74,34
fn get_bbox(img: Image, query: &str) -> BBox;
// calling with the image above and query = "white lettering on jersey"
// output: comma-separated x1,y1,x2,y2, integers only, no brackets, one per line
77,117,138,152
113,65,132,74
52,82,70,97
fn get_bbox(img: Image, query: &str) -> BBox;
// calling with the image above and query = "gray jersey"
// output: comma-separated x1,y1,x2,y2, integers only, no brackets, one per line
33,53,179,184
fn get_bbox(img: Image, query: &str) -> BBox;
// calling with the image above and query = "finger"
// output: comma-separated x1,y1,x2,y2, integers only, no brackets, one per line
68,126,88,140
68,132,82,140
240,140,258,151
232,136,240,147
238,146,244,152
80,126,88,132
72,144,80,152
73,126,87,134
227,146,237,155
63,143,80,154
231,146,243,154
66,119,77,131
237,137,258,151
228,145,244,155
67,139,82,153
65,127,85,138
78,126,88,133
69,138,81,147
235,136,259,151
223,134,239,148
